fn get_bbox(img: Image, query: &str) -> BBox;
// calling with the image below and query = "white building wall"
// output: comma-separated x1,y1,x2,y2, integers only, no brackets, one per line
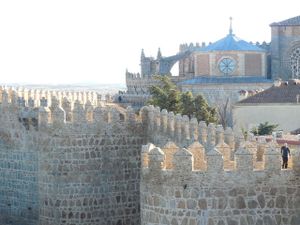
233,104,300,132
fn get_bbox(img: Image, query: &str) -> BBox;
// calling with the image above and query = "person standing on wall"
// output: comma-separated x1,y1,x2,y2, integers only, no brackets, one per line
281,142,291,169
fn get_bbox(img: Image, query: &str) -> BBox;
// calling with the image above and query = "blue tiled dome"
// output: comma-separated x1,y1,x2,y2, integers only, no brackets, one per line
200,33,265,52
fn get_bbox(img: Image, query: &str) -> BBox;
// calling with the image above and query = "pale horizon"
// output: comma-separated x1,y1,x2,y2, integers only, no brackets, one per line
0,0,299,85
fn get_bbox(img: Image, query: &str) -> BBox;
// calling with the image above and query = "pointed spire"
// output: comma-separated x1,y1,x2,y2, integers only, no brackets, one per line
229,17,233,35
157,47,162,59
141,48,145,59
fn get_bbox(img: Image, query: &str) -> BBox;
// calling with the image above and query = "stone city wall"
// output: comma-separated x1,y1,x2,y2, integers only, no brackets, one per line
0,87,299,225
0,147,39,225
0,86,146,225
141,142,300,225
38,133,143,225
140,106,300,225
125,72,191,95
141,105,238,150
125,72,160,95
117,93,151,109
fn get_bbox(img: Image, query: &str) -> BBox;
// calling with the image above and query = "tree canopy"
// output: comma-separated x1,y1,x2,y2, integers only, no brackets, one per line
251,122,279,135
147,76,217,123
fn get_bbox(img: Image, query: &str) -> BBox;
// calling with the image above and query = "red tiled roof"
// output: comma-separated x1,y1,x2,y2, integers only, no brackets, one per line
265,138,300,146
238,79,300,104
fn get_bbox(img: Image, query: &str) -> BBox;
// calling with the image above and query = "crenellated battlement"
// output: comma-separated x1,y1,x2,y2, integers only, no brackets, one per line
141,105,236,148
125,71,142,79
0,87,145,153
0,86,137,124
0,85,117,106
125,71,161,95
140,105,300,225
141,141,300,225
141,142,300,177
139,105,300,176
1,86,300,225
250,41,271,51
0,87,287,154
0,86,147,225
179,42,203,52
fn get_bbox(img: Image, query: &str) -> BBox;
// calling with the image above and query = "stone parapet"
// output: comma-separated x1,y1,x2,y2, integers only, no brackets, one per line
0,95,145,225
0,86,115,108
0,85,299,225
141,143,300,225
0,87,143,135
142,142,300,175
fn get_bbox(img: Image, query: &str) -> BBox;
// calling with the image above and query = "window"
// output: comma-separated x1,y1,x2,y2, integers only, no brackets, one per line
218,57,236,75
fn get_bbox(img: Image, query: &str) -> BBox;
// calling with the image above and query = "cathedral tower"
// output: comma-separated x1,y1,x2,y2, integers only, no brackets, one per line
270,15,300,79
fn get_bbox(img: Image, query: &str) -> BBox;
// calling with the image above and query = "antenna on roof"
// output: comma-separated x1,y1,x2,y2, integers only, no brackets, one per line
229,17,233,35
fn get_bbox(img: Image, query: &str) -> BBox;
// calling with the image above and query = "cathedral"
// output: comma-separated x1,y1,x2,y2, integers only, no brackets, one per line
124,15,300,106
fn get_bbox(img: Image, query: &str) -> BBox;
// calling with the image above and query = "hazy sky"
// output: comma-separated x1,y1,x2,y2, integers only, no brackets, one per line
0,0,299,85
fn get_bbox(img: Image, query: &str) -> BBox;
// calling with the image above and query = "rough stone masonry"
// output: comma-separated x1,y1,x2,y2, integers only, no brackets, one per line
0,87,299,225
0,87,144,225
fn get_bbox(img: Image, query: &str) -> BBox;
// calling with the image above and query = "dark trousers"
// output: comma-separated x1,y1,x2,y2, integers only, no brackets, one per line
282,157,288,169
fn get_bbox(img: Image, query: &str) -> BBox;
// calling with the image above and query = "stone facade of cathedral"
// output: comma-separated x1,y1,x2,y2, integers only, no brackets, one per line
271,16,300,80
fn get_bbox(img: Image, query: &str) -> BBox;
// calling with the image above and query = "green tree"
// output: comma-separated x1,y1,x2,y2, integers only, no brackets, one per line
147,76,217,123
251,122,278,135
148,76,181,113
193,95,217,123
180,91,195,117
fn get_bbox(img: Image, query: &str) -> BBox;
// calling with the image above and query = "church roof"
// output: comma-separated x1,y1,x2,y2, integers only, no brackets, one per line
179,76,272,85
270,15,300,26
238,79,300,104
199,33,265,52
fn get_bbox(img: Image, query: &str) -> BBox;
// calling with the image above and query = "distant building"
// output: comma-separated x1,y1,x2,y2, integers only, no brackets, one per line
124,15,300,107
270,16,300,80
233,79,300,132
177,18,272,104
